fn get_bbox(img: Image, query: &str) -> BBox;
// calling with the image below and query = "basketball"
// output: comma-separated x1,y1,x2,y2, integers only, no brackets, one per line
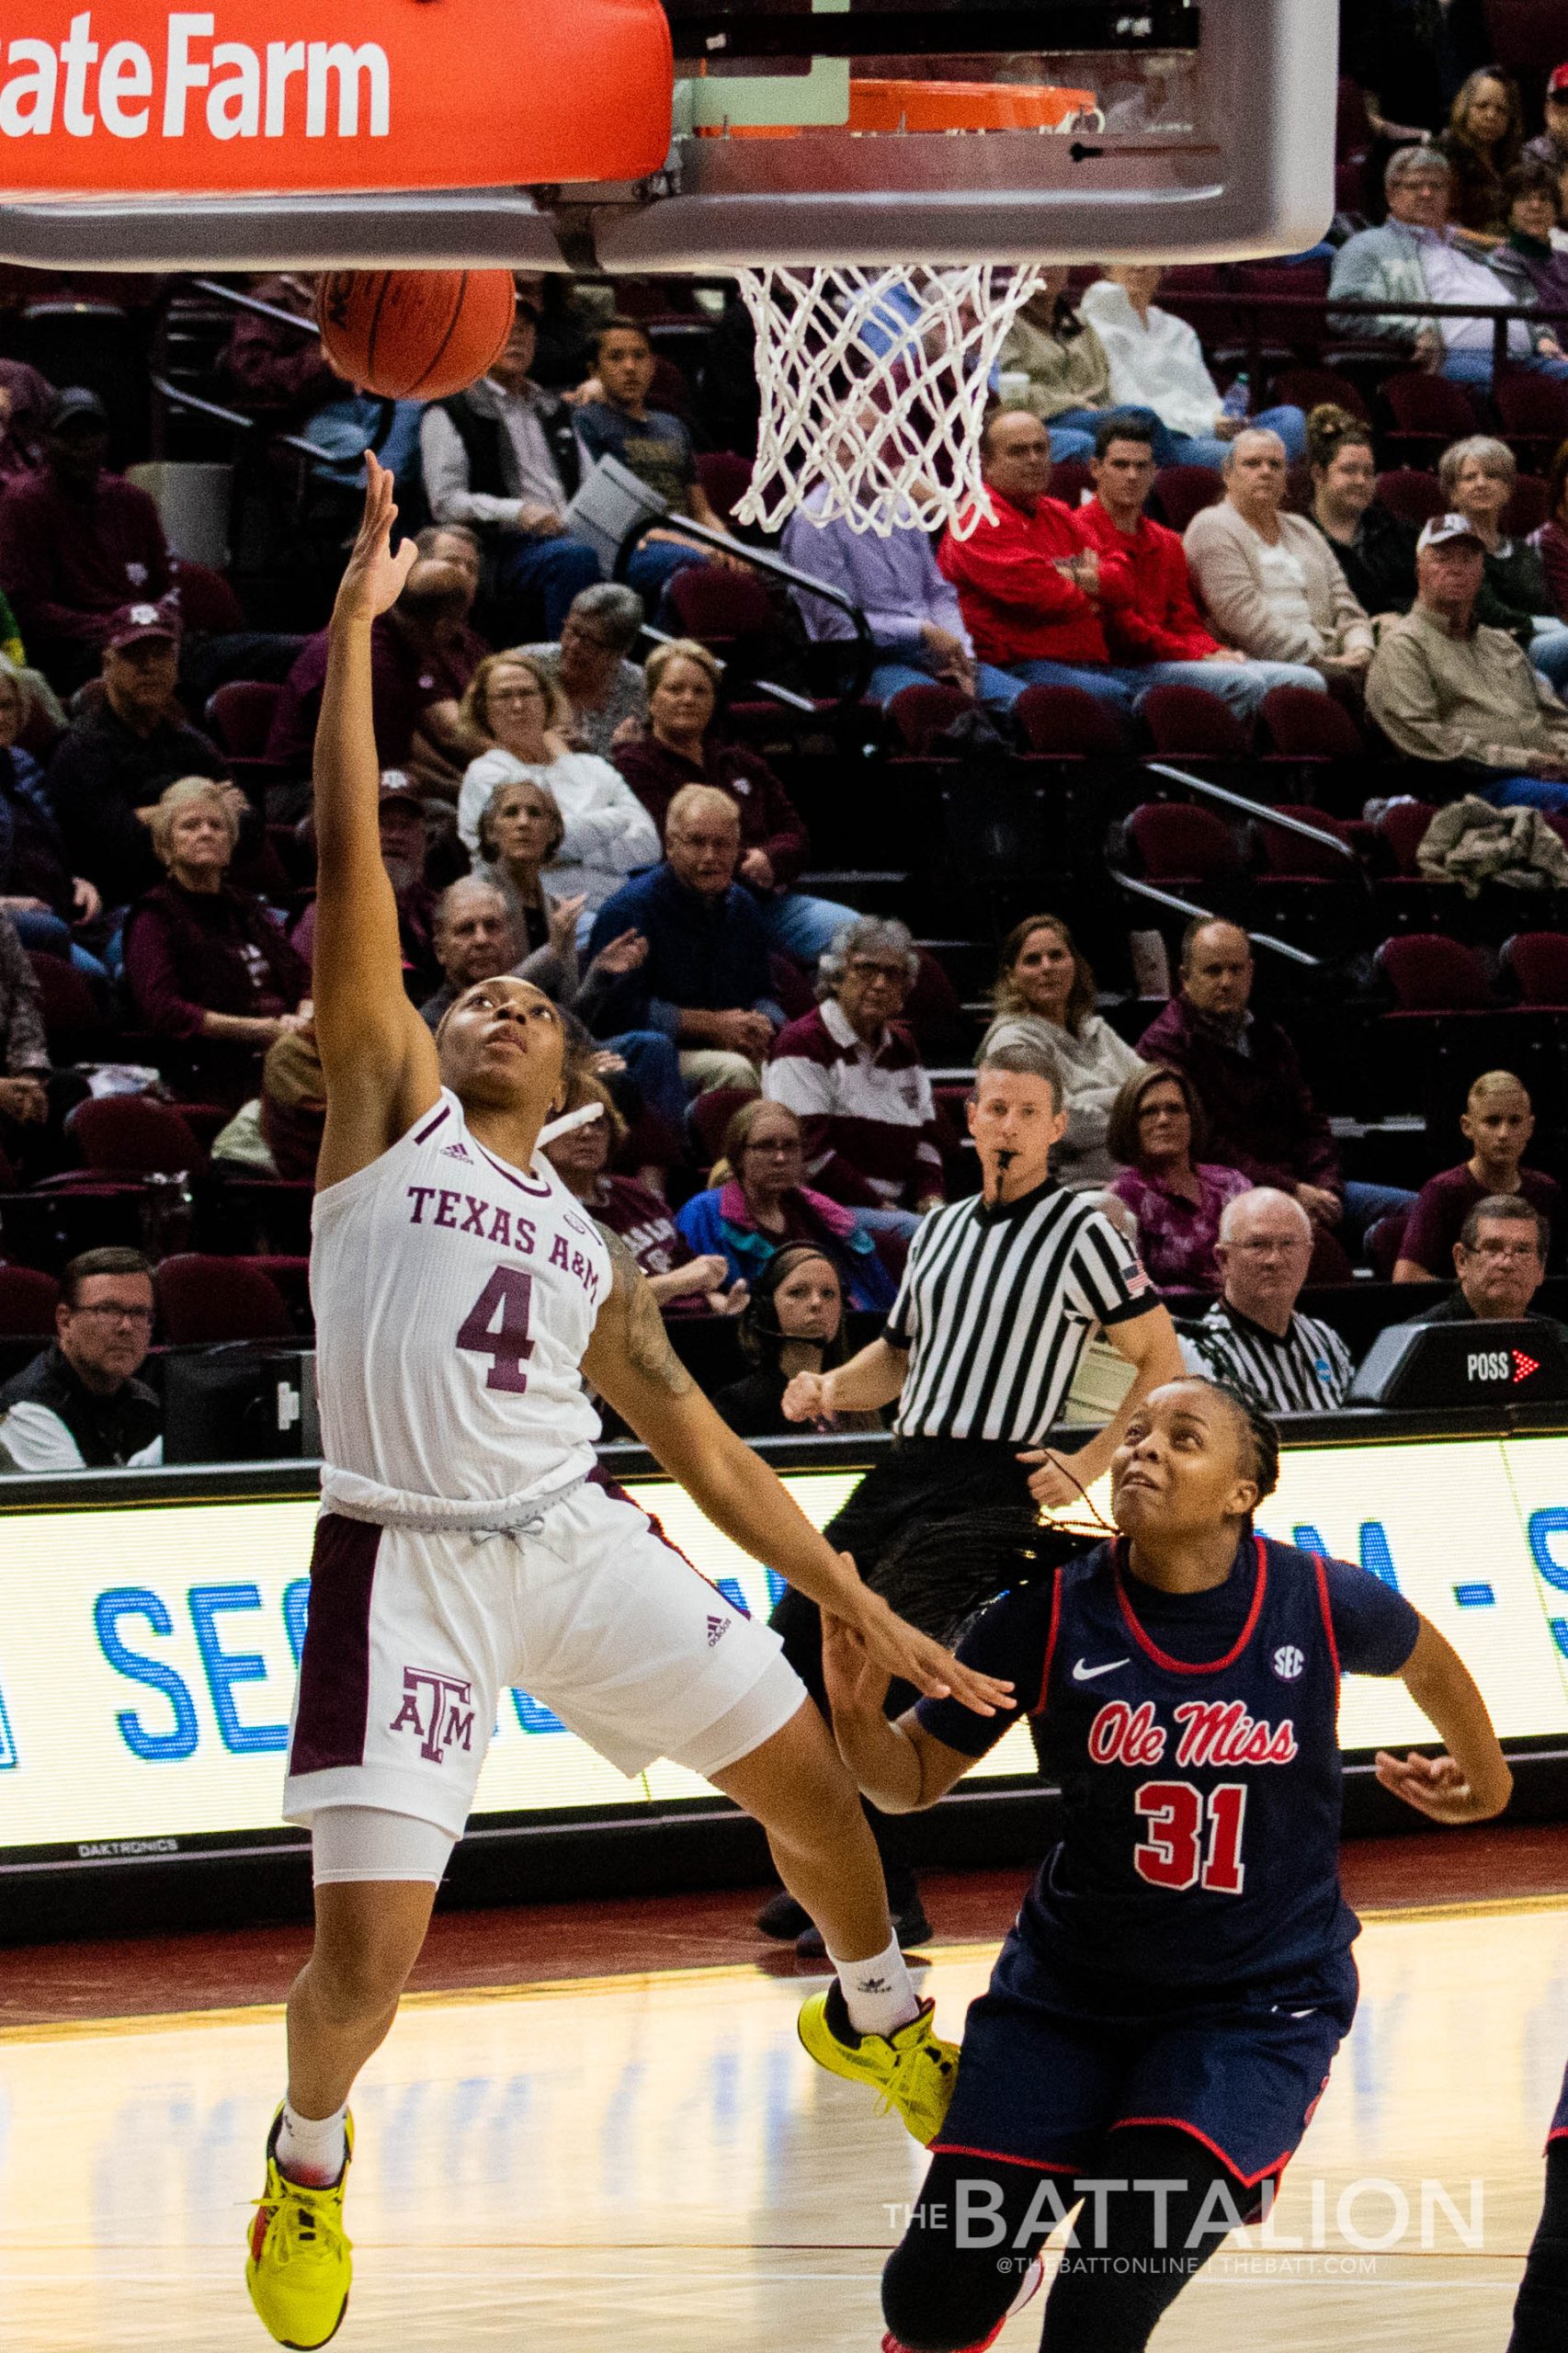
313,269,517,402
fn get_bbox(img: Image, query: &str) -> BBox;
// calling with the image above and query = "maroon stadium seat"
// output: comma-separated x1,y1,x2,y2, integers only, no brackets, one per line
1271,369,1370,422
155,1253,294,1344
1138,683,1254,761
1258,686,1369,759
1255,804,1360,881
1377,933,1494,1012
1381,374,1482,467
63,1097,207,1176
1504,931,1568,1010
694,450,755,528
1151,465,1226,534
0,1263,60,1335
885,681,973,754
1374,469,1447,529
1013,684,1133,758
27,951,107,1062
1503,472,1551,538
1127,801,1244,887
665,563,776,661
1047,457,1093,510
207,679,285,759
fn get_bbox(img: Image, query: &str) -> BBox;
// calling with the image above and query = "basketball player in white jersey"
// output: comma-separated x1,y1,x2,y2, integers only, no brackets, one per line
244,460,1013,2349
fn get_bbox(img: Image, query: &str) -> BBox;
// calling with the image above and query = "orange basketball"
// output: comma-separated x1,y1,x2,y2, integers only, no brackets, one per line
314,269,517,402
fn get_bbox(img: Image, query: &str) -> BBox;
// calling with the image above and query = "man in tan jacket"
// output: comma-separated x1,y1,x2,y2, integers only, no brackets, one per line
1183,428,1374,687
1365,513,1568,809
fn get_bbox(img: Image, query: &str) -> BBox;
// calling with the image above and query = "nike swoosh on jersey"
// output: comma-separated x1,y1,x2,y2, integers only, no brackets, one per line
1071,1656,1131,1681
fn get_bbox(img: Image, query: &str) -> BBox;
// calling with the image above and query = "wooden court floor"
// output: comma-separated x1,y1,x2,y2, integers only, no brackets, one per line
1,1893,1564,2351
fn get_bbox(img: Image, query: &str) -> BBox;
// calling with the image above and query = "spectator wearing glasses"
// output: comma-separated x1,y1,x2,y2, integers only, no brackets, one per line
520,585,649,757
456,650,657,912
1183,429,1375,691
0,1246,161,1471
764,916,944,1244
1437,436,1568,688
1106,1063,1251,1293
1305,405,1419,621
1076,417,1326,712
1394,1194,1568,1337
1180,1187,1354,1413
676,1096,896,1312
1393,1071,1562,1281
1488,162,1568,320
1329,145,1568,392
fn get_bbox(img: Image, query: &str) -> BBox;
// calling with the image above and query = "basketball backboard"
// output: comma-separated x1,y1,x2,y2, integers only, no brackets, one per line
0,0,1335,271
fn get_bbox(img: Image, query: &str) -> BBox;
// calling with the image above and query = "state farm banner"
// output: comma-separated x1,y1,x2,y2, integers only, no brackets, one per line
0,0,673,192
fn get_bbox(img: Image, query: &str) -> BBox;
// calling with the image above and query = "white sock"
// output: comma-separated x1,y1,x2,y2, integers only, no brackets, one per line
830,1933,921,2040
275,2099,348,2188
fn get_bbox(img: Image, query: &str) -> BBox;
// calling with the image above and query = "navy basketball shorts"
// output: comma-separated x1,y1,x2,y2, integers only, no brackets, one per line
933,1922,1359,2202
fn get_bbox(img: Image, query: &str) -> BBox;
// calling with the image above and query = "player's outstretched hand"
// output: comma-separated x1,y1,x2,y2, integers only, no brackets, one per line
334,452,417,630
821,1610,892,1723
849,1580,1015,1717
1374,1748,1503,1824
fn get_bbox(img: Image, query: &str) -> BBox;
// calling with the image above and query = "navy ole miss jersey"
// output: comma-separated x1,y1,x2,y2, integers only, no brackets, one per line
916,1534,1420,1985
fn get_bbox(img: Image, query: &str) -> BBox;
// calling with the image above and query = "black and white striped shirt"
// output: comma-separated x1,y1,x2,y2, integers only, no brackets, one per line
1180,1300,1353,1415
887,1178,1155,1442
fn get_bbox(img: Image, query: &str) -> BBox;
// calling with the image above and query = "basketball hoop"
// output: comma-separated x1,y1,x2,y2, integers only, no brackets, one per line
731,263,1048,540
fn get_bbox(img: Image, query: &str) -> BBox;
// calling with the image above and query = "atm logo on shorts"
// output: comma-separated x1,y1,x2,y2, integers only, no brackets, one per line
389,1667,474,1765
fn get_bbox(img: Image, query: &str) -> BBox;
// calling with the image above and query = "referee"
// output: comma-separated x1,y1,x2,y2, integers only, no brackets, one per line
759,1038,1184,1950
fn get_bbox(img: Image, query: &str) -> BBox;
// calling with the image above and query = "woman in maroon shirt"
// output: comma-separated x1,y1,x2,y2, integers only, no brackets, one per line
1108,1063,1250,1294
123,776,312,1103
614,638,854,962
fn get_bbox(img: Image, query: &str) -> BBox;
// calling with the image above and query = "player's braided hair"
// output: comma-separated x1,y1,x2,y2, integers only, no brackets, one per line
1207,1381,1281,1505
864,1505,1072,1646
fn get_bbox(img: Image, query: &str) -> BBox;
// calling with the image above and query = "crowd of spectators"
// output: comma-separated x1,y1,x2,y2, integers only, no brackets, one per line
7,25,1568,1461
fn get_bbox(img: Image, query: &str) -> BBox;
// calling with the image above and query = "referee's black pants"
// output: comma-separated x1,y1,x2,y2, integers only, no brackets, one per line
769,1438,1046,1898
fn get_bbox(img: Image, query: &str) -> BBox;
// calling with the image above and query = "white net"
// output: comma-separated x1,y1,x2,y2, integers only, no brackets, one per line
732,264,1048,540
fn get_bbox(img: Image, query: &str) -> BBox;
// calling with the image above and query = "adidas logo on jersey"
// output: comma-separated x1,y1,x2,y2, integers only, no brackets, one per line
440,1141,473,1162
706,1615,728,1648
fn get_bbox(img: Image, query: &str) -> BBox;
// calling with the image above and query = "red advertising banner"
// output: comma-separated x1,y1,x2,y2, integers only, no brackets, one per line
0,0,672,192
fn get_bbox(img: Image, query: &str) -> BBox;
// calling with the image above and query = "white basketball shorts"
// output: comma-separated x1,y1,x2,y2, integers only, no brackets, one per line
282,1474,805,1838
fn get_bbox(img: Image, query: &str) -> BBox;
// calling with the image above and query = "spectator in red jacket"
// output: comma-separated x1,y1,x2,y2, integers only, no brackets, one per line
763,915,945,1242
614,639,854,962
1076,416,1325,712
937,407,1145,715
123,776,312,1105
1135,918,1414,1249
0,388,172,692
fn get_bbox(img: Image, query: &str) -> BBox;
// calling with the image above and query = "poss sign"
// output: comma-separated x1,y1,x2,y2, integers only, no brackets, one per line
0,0,672,192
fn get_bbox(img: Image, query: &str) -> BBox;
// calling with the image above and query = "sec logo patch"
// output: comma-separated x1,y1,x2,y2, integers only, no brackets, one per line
1272,1644,1305,1682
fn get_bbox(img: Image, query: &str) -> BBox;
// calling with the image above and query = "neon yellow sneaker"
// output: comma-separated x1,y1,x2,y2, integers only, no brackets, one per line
798,1986,960,2145
244,2108,355,2348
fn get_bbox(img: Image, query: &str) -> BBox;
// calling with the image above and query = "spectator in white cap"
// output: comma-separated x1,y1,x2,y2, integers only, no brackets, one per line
1366,512,1568,811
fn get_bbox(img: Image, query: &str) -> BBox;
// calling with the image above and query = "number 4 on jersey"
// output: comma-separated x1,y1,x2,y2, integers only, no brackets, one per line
457,1266,535,1394
1134,1780,1248,1893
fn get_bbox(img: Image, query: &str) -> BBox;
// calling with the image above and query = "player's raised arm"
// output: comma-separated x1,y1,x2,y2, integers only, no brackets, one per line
582,1229,1014,1718
312,456,441,1188
1375,1617,1513,1824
